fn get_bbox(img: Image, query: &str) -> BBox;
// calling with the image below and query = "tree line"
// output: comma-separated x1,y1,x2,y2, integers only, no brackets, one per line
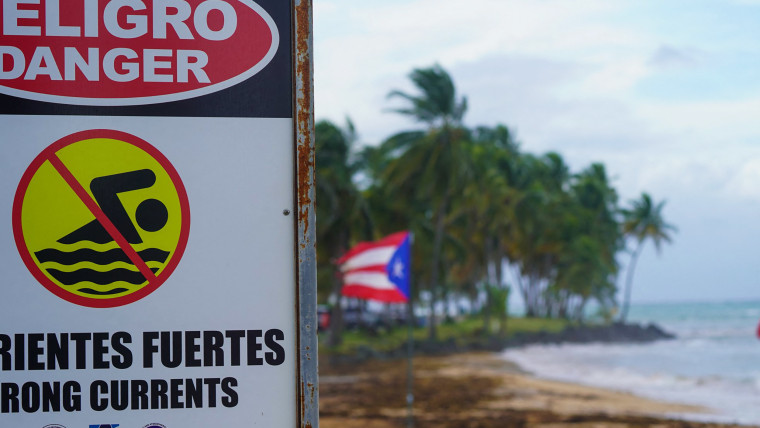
316,65,675,344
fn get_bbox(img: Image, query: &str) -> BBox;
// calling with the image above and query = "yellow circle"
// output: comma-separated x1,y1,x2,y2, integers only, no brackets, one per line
15,131,189,307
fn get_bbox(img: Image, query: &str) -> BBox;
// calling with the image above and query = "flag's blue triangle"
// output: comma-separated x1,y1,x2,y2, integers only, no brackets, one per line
386,234,411,300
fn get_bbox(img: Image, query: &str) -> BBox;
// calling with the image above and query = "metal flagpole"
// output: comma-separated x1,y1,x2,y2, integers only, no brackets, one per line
406,232,415,428
406,296,414,428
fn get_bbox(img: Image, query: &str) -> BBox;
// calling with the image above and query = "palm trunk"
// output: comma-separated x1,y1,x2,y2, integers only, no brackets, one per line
578,296,589,322
441,285,452,322
327,278,345,347
527,272,541,317
516,272,531,317
428,194,449,340
498,289,508,339
327,230,349,347
620,241,644,323
494,247,508,337
483,242,494,336
469,289,478,315
482,289,492,336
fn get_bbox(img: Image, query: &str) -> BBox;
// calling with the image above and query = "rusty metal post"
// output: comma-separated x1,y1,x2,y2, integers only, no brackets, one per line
294,0,318,428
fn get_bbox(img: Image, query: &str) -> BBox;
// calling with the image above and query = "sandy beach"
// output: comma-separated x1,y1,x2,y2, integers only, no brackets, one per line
320,352,753,428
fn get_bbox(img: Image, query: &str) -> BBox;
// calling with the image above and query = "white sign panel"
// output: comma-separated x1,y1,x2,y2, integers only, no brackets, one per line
0,1,308,427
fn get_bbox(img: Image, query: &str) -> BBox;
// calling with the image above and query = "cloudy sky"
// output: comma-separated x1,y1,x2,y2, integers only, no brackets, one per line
313,0,760,303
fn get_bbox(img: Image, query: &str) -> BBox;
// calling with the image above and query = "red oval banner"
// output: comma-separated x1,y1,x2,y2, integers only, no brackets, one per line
0,0,278,105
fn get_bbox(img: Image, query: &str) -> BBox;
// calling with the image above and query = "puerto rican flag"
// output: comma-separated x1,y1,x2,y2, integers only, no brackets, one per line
337,231,411,303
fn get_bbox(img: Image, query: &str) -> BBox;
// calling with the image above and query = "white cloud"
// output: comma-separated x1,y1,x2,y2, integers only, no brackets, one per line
648,45,704,69
314,0,760,301
635,98,760,145
724,157,760,201
316,0,760,201
314,0,642,138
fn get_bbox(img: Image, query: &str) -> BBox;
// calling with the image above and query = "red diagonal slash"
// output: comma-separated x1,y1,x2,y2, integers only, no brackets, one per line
48,153,157,286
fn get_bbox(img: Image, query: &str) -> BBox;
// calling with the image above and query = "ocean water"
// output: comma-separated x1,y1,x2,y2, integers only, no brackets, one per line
502,300,760,425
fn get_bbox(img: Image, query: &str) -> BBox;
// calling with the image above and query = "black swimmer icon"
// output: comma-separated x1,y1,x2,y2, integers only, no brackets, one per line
59,169,168,245
34,169,172,292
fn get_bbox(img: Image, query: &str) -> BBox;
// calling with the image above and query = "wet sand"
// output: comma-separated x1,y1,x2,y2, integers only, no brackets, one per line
320,352,753,428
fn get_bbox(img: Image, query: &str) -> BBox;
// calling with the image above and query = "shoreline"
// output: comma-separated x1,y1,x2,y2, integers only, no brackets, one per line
488,352,716,422
501,338,760,426
320,351,756,428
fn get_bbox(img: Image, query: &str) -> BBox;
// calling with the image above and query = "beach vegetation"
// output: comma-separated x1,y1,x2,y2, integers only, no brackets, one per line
315,65,674,347
321,314,569,355
314,119,374,346
381,64,471,340
619,193,677,322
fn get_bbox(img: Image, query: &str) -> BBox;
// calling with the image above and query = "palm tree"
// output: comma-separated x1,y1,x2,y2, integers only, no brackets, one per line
619,193,676,322
387,65,467,128
468,125,519,334
551,164,621,320
446,127,516,335
508,152,570,317
315,119,373,346
383,64,470,339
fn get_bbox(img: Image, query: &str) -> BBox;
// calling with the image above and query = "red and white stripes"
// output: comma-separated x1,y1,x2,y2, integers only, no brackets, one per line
337,231,409,303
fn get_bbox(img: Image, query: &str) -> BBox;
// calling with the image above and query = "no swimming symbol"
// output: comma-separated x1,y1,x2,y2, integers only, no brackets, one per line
13,130,190,308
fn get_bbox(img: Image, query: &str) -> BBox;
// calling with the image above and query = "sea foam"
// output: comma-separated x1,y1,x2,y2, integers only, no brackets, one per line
502,301,760,425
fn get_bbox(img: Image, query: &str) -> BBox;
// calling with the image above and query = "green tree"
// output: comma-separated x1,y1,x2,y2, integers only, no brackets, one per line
315,64,664,333
509,152,569,317
552,164,621,320
315,119,373,346
619,193,676,322
461,125,519,334
507,157,622,320
383,64,470,339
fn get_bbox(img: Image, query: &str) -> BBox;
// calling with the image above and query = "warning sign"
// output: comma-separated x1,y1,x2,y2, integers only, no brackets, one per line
0,0,314,426
12,129,190,308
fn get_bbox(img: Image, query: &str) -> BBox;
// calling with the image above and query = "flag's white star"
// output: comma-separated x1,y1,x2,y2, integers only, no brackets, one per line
392,259,405,279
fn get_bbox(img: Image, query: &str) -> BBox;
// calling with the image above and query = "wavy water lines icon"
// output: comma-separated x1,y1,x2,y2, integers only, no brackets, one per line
29,165,170,297
34,245,171,295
